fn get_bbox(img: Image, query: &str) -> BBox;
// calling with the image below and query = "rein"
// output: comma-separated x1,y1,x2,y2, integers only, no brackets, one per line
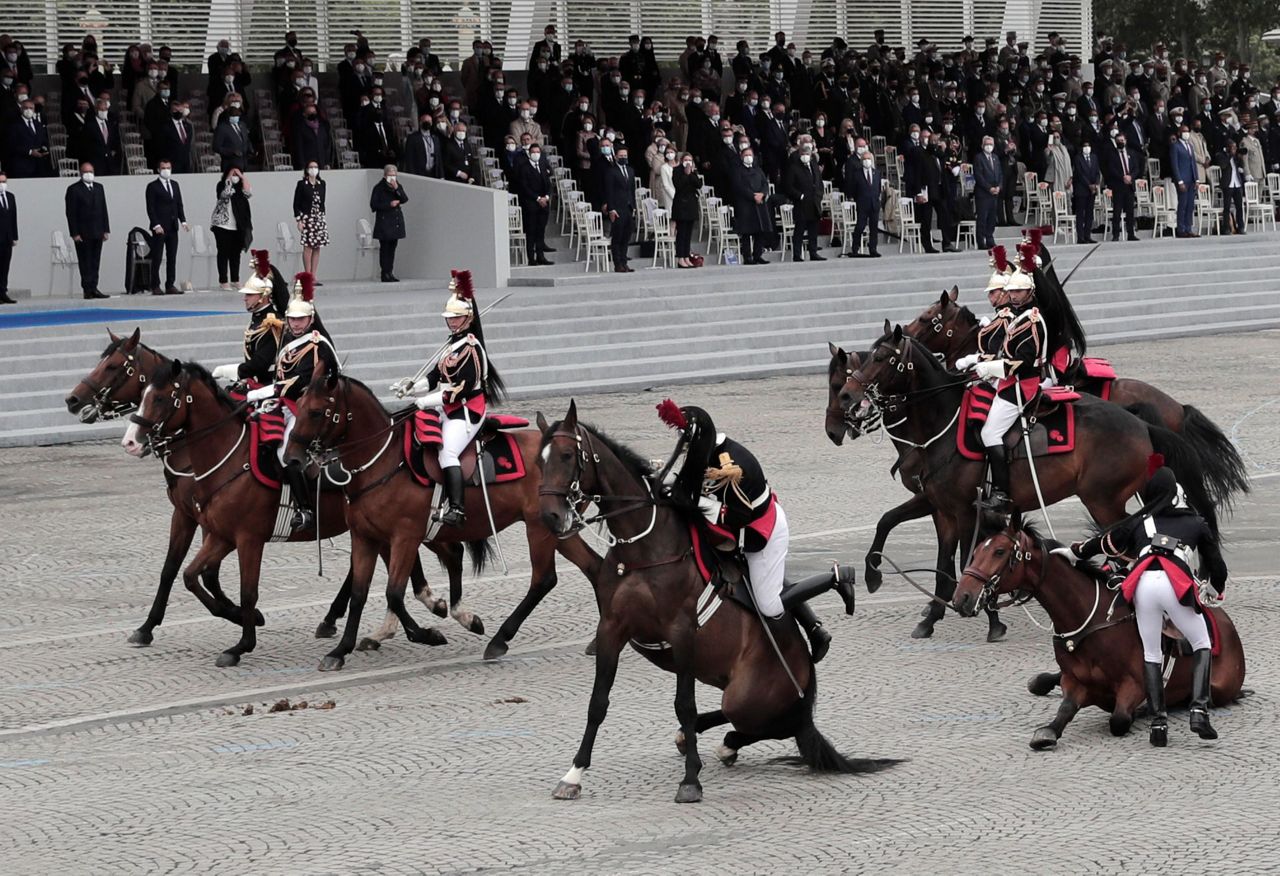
80,349,151,419
538,426,657,546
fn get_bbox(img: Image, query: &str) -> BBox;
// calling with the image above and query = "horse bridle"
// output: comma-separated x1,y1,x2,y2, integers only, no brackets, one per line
960,529,1042,612
81,349,150,420
537,425,655,544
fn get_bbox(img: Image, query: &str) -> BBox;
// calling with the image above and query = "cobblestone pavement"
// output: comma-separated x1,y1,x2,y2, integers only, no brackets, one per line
2,332,1278,874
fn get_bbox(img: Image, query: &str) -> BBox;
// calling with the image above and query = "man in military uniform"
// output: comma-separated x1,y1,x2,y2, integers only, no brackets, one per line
212,250,289,386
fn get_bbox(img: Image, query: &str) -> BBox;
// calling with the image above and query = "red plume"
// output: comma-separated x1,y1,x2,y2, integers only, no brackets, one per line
252,249,271,278
1017,242,1038,274
451,269,475,301
294,271,315,303
1146,453,1165,479
989,245,1008,272
656,399,688,431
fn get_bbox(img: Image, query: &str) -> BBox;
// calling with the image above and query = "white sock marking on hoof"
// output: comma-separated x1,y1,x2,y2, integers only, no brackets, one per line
560,765,585,786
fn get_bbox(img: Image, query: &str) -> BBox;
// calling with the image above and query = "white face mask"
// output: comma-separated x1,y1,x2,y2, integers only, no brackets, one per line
0,183,7,194
230,101,242,110
1082,146,1092,156
307,166,319,176
666,152,675,161
454,132,466,141
530,152,541,162
982,143,994,154
159,168,172,179
1181,132,1190,141
82,172,95,183
722,135,733,145
521,110,531,119
506,143,518,151
743,156,754,167
910,131,920,141
97,110,109,120
800,154,811,165
385,176,396,185
862,158,874,169
21,108,34,120
583,123,593,132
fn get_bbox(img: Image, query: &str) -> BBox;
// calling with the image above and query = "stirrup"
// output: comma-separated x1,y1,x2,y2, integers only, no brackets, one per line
981,490,1011,513
437,504,466,527
290,508,315,531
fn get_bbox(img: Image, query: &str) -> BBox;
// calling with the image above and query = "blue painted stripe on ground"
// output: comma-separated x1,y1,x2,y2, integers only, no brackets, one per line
0,308,237,330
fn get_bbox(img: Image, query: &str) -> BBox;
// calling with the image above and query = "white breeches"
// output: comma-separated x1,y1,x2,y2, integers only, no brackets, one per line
1134,570,1210,663
440,411,482,467
277,407,295,465
745,502,789,619
980,395,1021,447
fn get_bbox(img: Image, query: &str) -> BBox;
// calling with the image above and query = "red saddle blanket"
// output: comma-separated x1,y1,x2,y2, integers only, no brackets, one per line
958,385,1078,461
248,413,287,489
405,411,529,487
1071,357,1116,402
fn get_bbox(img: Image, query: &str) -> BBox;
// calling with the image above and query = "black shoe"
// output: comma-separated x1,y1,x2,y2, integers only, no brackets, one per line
0,293,15,305
1111,235,1120,242
1126,234,1140,241
150,286,165,296
809,253,827,261
923,246,939,254
983,446,1011,512
1189,648,1218,739
789,603,831,664
1143,661,1168,747
534,256,553,266
284,464,316,531
869,251,881,258
84,289,109,300
438,465,467,528
942,244,957,253
754,256,770,264
165,284,183,295
833,564,857,615
381,274,399,282
541,245,557,252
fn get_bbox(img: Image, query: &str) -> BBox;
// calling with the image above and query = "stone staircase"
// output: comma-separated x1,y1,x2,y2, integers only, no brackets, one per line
3,232,1278,446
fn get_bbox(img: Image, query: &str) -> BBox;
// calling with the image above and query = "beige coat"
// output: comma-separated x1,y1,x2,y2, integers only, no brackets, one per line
508,118,543,145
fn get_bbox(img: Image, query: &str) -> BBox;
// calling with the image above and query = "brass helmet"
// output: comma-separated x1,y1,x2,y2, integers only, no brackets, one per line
1005,242,1039,294
441,269,476,329
985,245,1012,293
239,273,273,299
284,272,316,318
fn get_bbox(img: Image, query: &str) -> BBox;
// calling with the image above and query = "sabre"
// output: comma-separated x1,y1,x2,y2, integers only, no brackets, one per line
1055,241,1101,286
391,293,515,398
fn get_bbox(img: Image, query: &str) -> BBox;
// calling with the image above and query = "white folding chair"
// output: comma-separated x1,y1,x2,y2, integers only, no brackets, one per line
584,211,612,273
1050,190,1076,244
1195,184,1222,235
508,206,527,266
713,204,740,264
188,225,217,289
50,230,79,295
651,208,676,269
275,221,302,271
778,203,795,258
898,197,922,253
355,218,380,279
1244,181,1276,231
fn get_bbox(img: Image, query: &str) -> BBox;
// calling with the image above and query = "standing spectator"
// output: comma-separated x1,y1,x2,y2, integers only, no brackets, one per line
972,135,1001,248
1240,121,1266,183
782,141,825,261
1171,125,1199,238
80,98,122,175
844,148,882,258
208,39,233,85
145,161,188,295
370,166,408,282
656,145,677,212
730,147,771,264
598,139,636,272
575,114,599,205
903,127,941,253
357,89,399,168
141,76,174,168
0,174,15,303
6,98,52,177
512,143,553,265
1217,140,1246,234
210,168,252,290
291,97,333,170
1103,132,1140,241
153,99,194,173
1071,142,1102,244
672,153,701,267
65,162,110,299
213,98,250,172
402,114,443,178
530,24,560,69
443,123,476,184
294,162,329,278
1043,130,1071,193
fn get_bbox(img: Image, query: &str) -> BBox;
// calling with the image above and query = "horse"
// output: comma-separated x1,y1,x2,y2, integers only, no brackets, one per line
902,287,1249,510
830,326,1226,640
951,513,1246,749
70,331,454,650
537,400,898,804
282,361,605,671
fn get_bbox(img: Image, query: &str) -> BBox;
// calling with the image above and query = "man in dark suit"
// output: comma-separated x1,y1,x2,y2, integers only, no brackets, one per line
5,98,52,177
145,161,187,295
843,148,882,256
442,123,477,184
903,128,942,253
152,100,194,173
1170,125,1199,237
1103,133,1141,240
65,162,110,299
782,142,825,261
80,98,122,175
402,114,443,178
512,143,554,265
597,139,636,272
212,105,250,172
529,25,561,69
0,174,16,303
1071,142,1102,243
759,102,790,184
972,135,1002,248
357,95,400,168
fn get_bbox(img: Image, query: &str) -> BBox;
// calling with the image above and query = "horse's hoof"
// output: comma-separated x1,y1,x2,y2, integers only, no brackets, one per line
715,744,738,766
467,616,485,636
252,609,265,627
910,620,935,639
1029,728,1059,750
1109,714,1133,737
1027,672,1061,696
584,636,598,657
314,622,338,639
674,782,703,804
674,730,687,754
127,628,154,646
318,655,344,672
864,564,883,593
409,628,448,646
430,599,449,618
551,781,581,801
356,637,382,652
986,621,1008,643
215,651,240,668
483,638,509,661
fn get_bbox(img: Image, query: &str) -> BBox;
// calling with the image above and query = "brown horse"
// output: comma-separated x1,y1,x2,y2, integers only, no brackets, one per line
951,513,1245,749
537,401,897,804
282,362,604,670
831,327,1225,640
903,287,1249,509
69,331,452,649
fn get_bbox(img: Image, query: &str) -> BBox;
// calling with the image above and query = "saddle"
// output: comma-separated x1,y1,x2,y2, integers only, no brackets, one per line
958,384,1078,462
1162,607,1223,658
246,411,345,495
1063,356,1117,402
689,522,757,615
404,409,529,488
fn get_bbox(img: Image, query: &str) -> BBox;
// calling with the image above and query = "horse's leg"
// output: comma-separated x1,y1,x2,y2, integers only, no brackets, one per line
1109,675,1145,737
441,543,485,635
316,561,352,639
669,623,703,803
552,616,624,801
382,537,448,647
1030,674,1091,750
912,514,959,639
865,493,934,593
1028,671,1064,696
215,538,265,668
128,509,200,646
320,535,377,671
555,535,605,655
415,546,449,617
716,730,766,766
179,534,237,623
972,503,1007,643
485,529,558,661
675,709,728,754
356,546,401,651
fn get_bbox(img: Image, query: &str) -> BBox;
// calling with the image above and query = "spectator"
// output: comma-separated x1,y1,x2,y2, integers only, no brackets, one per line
290,93,333,170
443,123,476,184
509,101,542,145
6,97,52,177
131,60,163,125
208,60,249,122
902,126,942,253
208,39,233,85
65,162,110,299
656,144,677,213
339,54,373,123
782,139,824,261
575,114,599,205
973,135,1001,248
672,153,701,268
141,76,175,168
154,99,194,173
1170,124,1199,238
79,97,122,176
512,142,554,265
459,40,488,109
356,91,399,169
1043,129,1071,193
759,101,789,183
294,162,329,278
530,24,560,70
1071,141,1102,244
597,139,636,272
1240,121,1266,182
144,161,188,295
1217,139,1246,234
213,96,250,172
0,173,15,304
65,94,93,162
210,168,252,290
402,113,444,178
730,147,771,264
1103,131,1140,241
845,147,882,257
370,166,408,282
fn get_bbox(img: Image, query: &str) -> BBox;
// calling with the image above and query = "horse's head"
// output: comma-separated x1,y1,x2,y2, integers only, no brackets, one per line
121,358,198,457
903,286,962,353
837,321,921,415
536,400,591,537
284,359,346,468
826,343,881,445
67,327,148,422
953,512,1036,617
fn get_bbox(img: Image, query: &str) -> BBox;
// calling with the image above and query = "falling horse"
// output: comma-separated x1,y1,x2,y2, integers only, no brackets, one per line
537,401,898,804
71,330,452,648
831,328,1228,640
282,362,605,671
952,513,1245,749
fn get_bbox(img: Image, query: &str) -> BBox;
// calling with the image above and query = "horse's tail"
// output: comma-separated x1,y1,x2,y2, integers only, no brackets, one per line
793,671,903,774
465,538,496,575
1132,407,1221,537
1180,405,1250,512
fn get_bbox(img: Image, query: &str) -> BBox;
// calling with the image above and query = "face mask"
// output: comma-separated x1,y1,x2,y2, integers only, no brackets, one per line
910,96,920,105
385,176,396,185
22,108,34,120
454,132,465,141
373,77,383,87
371,97,382,107
1067,108,1076,117
619,89,630,98
230,101,242,110
982,143,994,154
82,172,95,182
148,70,160,80
976,106,986,115
159,168,172,179
709,114,719,123
449,110,460,121
307,166,320,176
355,64,366,74
601,146,613,156
530,152,541,161
521,110,530,119
722,135,733,145
97,110,108,120
743,156,754,167
800,154,811,165
429,97,440,108
617,154,628,164
682,160,693,169
691,96,702,105
634,97,644,107
774,72,784,80
862,158,874,168
224,75,235,86
924,115,933,124
436,122,449,133
583,123,593,132
1082,146,1092,156
160,88,171,99
855,145,867,155
1116,139,1126,147
293,79,304,88
910,131,920,141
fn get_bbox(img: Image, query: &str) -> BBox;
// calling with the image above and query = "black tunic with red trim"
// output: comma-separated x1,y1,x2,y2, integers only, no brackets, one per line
429,331,488,421
1076,511,1227,609
238,308,284,385
976,302,1047,401
700,436,779,553
274,325,339,402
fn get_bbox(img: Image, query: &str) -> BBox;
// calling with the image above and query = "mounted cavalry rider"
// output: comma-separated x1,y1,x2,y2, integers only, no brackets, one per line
211,250,289,387
1054,460,1227,746
412,269,507,528
243,271,339,531
657,400,856,663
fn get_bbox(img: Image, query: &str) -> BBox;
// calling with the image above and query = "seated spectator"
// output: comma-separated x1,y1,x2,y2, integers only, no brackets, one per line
509,101,542,145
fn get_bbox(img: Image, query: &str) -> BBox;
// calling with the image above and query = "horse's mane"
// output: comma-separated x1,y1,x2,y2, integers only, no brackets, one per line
336,373,416,419
542,419,655,485
179,361,237,409
953,305,978,328
101,336,162,359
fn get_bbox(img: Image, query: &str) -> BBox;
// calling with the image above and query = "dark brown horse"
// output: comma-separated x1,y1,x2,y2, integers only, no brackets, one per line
952,513,1245,749
537,401,897,804
69,331,451,649
830,328,1226,640
282,362,604,670
903,287,1249,509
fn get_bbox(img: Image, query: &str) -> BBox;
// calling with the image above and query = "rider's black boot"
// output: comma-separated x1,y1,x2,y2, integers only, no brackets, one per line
984,446,1012,512
284,462,315,531
780,563,856,616
1189,648,1218,740
1143,660,1168,747
789,603,831,664
439,465,467,528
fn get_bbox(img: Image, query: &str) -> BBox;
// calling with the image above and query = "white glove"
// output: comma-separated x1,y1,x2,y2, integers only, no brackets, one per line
414,389,445,410
1049,546,1077,560
697,495,722,525
955,353,980,370
974,360,1005,380
211,363,240,381
1039,377,1056,390
246,384,277,402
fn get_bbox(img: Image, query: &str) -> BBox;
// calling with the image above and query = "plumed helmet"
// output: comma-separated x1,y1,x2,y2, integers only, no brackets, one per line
1005,268,1035,292
442,269,476,319
239,273,273,298
985,245,1011,292
284,271,316,318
